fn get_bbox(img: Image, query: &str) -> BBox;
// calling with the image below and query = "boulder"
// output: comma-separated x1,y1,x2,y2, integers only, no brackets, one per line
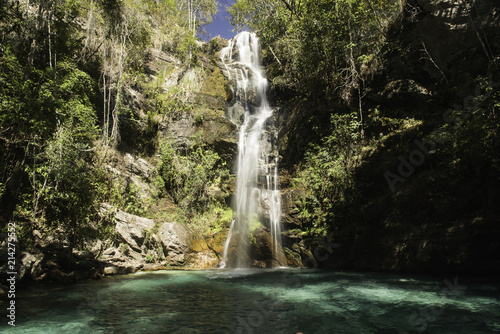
97,206,223,271
124,153,154,181
30,253,45,279
158,222,190,265
18,251,44,281
101,204,155,252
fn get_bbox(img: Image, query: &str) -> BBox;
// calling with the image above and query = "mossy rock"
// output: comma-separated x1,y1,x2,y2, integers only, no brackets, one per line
200,67,228,100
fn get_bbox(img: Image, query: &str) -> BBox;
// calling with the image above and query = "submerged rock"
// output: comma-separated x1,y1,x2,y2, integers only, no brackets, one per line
103,265,137,276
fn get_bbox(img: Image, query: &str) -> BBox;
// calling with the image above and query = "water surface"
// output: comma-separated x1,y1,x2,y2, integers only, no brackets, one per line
1,269,499,333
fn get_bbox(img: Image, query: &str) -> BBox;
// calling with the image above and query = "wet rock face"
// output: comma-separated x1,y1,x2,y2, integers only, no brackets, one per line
223,224,290,268
187,250,219,268
223,69,262,111
225,230,251,268
250,226,287,267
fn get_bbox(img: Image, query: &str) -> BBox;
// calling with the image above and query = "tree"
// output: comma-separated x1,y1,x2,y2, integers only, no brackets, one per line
228,0,398,100
180,0,219,37
0,0,109,249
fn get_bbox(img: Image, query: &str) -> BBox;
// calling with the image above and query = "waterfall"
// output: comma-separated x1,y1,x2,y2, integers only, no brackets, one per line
219,32,284,268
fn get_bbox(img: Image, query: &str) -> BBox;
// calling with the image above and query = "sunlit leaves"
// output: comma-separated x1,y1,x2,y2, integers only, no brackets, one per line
228,0,398,97
159,140,229,218
294,113,360,237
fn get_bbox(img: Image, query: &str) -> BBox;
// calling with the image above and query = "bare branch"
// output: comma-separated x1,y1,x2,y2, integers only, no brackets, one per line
421,40,448,84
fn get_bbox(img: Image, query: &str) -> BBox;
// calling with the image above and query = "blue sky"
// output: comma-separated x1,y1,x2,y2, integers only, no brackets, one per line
202,0,236,40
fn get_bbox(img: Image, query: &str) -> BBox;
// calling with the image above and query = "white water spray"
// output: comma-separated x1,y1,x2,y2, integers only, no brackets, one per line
220,32,284,268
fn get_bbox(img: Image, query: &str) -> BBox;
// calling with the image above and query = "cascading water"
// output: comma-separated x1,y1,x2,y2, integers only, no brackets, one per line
219,32,285,268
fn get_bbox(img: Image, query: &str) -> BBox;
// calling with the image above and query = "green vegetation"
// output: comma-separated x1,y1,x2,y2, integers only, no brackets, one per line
2,0,498,274
144,253,156,263
225,0,499,269
229,0,398,100
200,67,227,98
0,0,112,249
159,140,230,220
191,206,233,235
441,78,500,167
293,113,361,237
0,0,220,254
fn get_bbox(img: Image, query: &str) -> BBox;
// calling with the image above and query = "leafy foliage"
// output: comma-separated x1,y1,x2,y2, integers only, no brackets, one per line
159,140,230,219
229,0,398,99
294,113,361,237
0,0,220,252
436,77,500,180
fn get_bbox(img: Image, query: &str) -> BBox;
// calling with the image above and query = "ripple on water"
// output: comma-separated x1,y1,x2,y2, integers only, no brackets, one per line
1,270,499,334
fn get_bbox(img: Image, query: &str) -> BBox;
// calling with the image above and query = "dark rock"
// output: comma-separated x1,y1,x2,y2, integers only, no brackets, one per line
30,254,45,280
226,102,246,126
283,247,303,268
46,268,73,284
159,112,197,150
122,87,147,116
36,230,70,250
18,251,44,281
204,36,229,55
387,0,500,95
202,115,238,159
191,93,227,110
250,226,287,267
225,231,252,268
145,48,181,76
159,111,238,158
279,188,302,228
